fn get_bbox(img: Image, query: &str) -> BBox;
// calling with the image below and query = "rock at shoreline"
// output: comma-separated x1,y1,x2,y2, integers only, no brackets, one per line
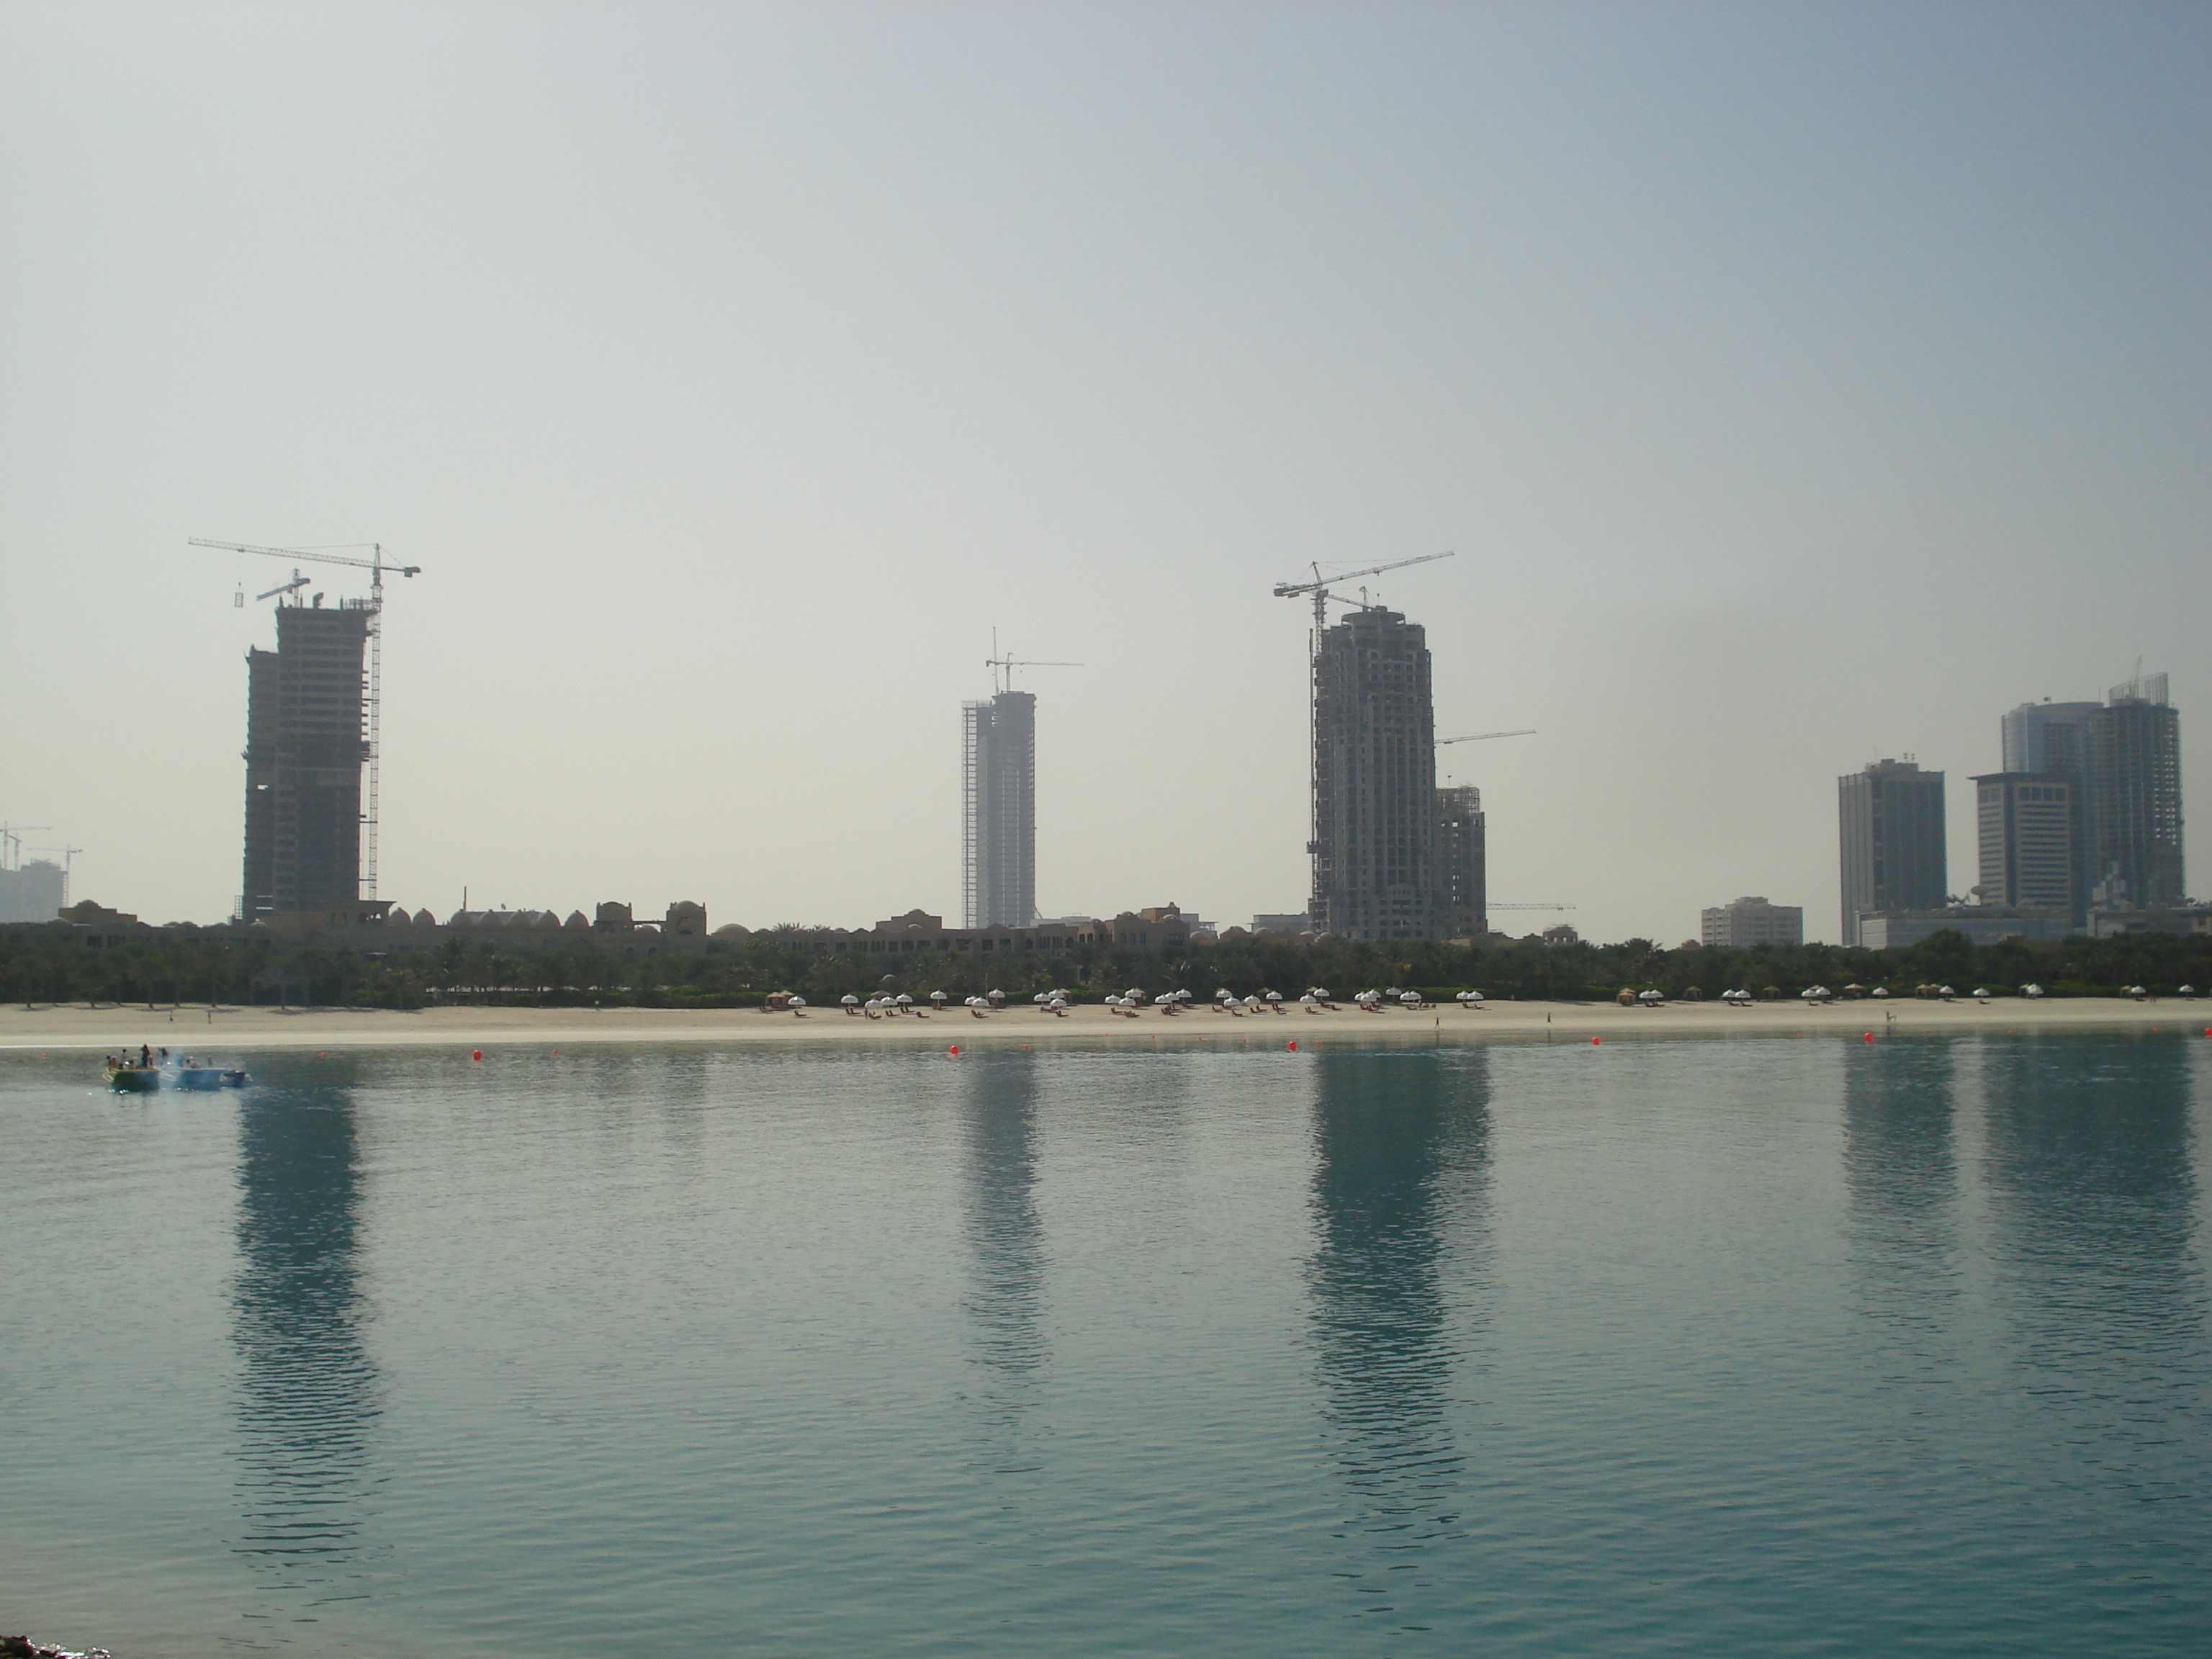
4,1637,112,1659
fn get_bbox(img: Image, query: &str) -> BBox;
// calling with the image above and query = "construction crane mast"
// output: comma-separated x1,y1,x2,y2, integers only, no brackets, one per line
192,539,422,901
29,846,84,909
1,824,51,871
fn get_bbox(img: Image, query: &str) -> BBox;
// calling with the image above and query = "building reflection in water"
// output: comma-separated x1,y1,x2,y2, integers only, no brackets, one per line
230,1074,381,1585
1841,1038,1960,1305
1979,1035,2204,1393
958,1049,1049,1449
1305,1048,1491,1567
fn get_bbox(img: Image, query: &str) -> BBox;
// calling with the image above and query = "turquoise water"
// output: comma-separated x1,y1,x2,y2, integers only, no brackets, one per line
4,1033,2208,1656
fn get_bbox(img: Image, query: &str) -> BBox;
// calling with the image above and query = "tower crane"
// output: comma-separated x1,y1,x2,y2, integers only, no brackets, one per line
256,572,311,603
1,825,51,871
984,631,1082,695
192,538,423,902
1272,550,1455,639
190,539,421,594
1437,728,1534,747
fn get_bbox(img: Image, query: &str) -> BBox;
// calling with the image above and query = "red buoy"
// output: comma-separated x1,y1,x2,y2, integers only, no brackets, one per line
472,1049,482,1061
948,1045,960,1056
1288,1040,1298,1051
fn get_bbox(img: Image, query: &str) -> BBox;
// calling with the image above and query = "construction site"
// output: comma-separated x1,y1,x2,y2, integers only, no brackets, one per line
12,537,1556,948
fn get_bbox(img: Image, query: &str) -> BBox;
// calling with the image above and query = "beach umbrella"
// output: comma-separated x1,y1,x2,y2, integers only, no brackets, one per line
1033,992,1051,1004
1264,991,1282,1004
1870,987,1889,999
988,989,1005,1003
840,994,859,1012
1299,993,1318,1007
1312,988,1331,1000
1972,988,1990,1002
896,994,914,1008
1938,985,1956,1000
2179,984,2196,998
1400,990,1422,1006
2128,984,2149,1001
930,990,948,1007
788,995,806,1009
1176,989,1194,1002
1243,995,1263,1010
1467,990,1485,1003
1641,989,1665,1003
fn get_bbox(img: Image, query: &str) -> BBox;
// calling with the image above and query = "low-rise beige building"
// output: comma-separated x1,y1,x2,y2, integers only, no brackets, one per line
1700,896,1804,948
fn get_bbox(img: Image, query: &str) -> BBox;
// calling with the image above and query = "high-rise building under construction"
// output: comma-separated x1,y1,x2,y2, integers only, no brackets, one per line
1435,784,1486,940
1311,607,1444,940
963,690,1037,930
240,600,372,920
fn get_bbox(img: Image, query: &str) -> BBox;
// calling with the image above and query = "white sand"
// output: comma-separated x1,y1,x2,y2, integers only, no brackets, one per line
3,996,2205,1053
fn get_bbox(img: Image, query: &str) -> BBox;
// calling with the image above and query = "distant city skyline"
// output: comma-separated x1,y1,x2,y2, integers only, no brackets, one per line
4,5,2205,940
1833,670,2188,947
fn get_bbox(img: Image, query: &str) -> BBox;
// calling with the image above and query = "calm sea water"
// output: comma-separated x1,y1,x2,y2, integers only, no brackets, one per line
4,1033,2208,1657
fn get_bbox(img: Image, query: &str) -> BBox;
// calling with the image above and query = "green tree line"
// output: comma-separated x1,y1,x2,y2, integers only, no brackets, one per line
5,926,2208,1011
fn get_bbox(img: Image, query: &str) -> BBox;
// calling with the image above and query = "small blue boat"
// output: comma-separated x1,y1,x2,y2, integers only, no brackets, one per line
104,1062,251,1092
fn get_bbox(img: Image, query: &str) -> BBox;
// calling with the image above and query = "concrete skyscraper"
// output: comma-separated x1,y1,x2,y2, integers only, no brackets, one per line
2090,672,2184,909
962,690,1038,930
240,598,374,920
1999,697,2100,921
1838,758,1947,945
1997,672,2182,916
1311,607,1443,940
1435,784,1486,940
1970,773,2073,912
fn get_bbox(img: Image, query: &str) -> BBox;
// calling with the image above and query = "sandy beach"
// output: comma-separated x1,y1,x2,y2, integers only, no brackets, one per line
3,996,2205,1054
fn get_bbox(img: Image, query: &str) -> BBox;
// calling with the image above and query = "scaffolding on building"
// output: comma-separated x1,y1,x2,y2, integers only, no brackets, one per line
194,539,421,903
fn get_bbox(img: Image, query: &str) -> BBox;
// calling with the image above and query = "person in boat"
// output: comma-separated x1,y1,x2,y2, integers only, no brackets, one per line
141,1044,153,1068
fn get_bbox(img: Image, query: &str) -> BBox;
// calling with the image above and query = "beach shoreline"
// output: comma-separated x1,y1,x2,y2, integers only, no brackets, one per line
2,996,2203,1053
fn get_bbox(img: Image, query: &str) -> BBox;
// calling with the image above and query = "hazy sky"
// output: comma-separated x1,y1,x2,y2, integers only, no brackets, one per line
4,1,2206,943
